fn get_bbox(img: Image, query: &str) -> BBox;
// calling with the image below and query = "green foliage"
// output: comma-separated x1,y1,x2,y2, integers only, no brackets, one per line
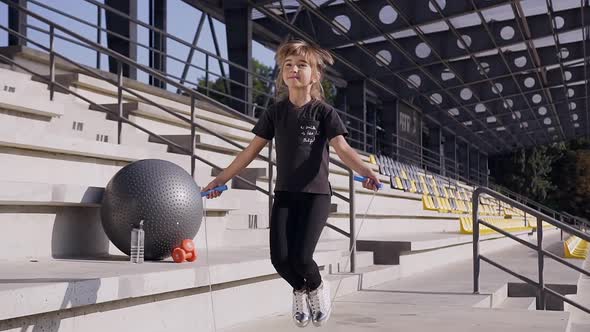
491,138,590,217
321,79,336,105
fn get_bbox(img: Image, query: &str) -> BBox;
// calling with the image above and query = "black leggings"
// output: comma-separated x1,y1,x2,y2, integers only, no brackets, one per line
269,191,331,291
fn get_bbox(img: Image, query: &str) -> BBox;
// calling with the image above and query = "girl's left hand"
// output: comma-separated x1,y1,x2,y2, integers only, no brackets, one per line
361,170,381,191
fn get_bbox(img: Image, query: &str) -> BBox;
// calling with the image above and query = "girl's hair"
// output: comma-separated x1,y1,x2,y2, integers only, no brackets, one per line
274,39,334,101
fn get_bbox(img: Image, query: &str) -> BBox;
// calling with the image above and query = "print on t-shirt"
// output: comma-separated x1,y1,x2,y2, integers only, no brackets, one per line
299,119,320,145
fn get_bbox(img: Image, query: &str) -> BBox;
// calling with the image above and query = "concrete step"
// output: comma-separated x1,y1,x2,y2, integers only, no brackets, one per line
354,231,538,267
0,180,239,258
564,256,590,330
219,300,570,332
219,232,576,332
497,297,536,310
65,73,259,131
322,218,459,241
0,244,352,331
569,323,590,332
0,123,255,187
0,67,70,118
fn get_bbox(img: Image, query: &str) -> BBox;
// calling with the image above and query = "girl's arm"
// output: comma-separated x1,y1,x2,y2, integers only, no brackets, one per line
203,135,269,198
329,135,381,190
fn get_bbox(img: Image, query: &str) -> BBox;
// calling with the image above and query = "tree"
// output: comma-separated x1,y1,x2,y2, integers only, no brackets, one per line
574,150,590,217
491,145,559,203
490,138,590,220
525,145,556,202
196,59,273,112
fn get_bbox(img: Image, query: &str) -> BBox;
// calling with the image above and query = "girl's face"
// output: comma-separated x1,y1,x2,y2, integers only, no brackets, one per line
282,55,318,90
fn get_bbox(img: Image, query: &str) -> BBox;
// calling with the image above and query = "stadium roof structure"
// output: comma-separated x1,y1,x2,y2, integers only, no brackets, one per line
190,0,590,155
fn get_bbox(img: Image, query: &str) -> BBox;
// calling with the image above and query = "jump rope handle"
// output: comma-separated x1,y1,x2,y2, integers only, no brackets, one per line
201,185,228,197
353,175,383,189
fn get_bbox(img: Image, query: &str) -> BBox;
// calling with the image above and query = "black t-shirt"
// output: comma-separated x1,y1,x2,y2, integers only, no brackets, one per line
251,99,348,195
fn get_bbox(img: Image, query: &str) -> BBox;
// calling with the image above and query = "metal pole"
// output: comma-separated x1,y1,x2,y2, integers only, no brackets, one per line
49,25,55,101
96,5,101,69
205,54,209,97
560,215,563,241
349,171,356,273
178,12,206,92
268,140,274,228
372,113,377,154
117,62,123,144
537,217,545,310
207,14,230,95
473,191,480,294
190,95,196,177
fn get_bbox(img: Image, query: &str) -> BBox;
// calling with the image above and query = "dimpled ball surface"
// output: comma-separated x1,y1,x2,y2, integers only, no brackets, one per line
101,159,203,260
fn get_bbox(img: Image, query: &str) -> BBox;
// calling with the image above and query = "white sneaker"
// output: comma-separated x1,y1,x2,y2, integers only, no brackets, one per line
308,280,331,327
292,288,311,327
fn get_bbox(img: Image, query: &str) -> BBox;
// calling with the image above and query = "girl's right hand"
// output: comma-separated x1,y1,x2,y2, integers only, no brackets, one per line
202,179,226,199
360,169,381,191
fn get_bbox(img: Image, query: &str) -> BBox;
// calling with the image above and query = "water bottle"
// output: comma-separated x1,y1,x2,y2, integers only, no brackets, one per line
130,220,145,264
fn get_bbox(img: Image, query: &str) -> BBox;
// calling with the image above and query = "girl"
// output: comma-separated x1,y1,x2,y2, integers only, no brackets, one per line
202,40,381,328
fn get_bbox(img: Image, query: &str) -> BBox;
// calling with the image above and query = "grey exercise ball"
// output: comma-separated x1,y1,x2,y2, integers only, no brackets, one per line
101,159,203,260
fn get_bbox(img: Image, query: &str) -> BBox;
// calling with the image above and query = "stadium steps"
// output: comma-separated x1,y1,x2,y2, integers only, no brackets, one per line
219,231,578,332
2,46,586,331
564,256,590,331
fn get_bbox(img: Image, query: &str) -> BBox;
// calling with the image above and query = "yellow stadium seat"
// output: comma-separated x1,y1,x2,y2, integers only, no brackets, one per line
436,197,450,213
420,178,429,194
423,195,437,211
410,180,417,193
451,198,463,214
395,176,404,190
369,154,377,164
459,217,533,234
564,235,589,259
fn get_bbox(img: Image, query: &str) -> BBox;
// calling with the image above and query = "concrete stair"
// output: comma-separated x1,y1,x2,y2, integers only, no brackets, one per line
219,232,579,332
564,256,590,332
497,297,536,310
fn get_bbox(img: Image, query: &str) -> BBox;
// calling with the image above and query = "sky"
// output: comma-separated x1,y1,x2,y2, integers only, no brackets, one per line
0,0,276,91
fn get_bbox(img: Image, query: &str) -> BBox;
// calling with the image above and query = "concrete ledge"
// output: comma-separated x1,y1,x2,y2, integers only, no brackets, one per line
0,181,239,213
564,256,590,330
0,247,343,321
0,125,159,163
0,67,68,118
357,230,535,265
0,181,103,207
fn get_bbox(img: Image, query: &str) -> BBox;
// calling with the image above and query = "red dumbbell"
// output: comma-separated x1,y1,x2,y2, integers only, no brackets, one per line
172,239,198,263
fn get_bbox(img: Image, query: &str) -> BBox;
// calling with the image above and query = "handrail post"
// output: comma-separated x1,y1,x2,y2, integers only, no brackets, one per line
96,4,101,69
268,140,274,229
49,25,55,101
190,95,196,177
536,216,546,310
473,188,480,294
559,215,563,241
116,62,123,144
349,170,356,273
205,54,210,97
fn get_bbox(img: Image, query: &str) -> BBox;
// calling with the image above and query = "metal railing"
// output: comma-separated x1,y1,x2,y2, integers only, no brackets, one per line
0,0,366,271
376,130,489,188
18,0,378,152
4,0,489,186
472,187,590,314
488,183,590,233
